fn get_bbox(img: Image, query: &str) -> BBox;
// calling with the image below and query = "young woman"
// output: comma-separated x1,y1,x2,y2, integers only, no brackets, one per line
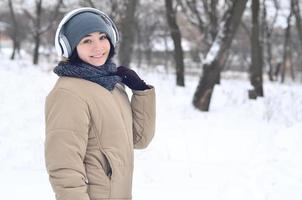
44,7,156,200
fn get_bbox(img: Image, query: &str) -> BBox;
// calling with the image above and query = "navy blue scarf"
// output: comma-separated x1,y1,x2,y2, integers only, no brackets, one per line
53,60,122,91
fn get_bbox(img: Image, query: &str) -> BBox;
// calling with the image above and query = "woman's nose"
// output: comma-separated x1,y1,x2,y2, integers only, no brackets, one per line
92,40,103,51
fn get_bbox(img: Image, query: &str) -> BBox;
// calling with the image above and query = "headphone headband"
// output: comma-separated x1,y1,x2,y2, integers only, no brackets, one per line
55,7,120,58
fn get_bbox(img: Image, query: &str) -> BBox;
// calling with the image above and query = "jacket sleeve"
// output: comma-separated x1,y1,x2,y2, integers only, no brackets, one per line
44,89,90,200
131,86,156,149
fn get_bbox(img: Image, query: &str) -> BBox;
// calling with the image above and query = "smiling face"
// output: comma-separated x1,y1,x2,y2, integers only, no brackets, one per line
76,32,111,66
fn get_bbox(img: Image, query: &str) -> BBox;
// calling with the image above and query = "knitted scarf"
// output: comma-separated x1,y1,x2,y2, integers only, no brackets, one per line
53,60,122,91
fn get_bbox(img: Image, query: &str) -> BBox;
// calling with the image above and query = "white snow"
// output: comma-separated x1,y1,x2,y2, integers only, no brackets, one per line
203,39,221,65
1,50,302,200
202,9,227,65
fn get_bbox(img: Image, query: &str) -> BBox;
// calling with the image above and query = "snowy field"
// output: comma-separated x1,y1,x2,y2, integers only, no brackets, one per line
0,50,302,200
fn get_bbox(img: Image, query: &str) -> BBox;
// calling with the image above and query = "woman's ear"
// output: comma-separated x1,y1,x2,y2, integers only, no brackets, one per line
69,49,82,63
107,40,115,60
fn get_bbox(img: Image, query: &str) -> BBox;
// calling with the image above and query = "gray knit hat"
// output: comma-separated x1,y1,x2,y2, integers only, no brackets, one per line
63,11,114,54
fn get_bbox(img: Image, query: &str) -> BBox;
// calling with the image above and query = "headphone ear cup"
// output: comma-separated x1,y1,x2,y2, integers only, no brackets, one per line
59,34,72,58
111,26,119,46
110,20,119,45
108,26,116,45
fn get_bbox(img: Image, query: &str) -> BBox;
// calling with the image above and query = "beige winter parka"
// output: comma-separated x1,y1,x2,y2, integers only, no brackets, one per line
44,76,156,200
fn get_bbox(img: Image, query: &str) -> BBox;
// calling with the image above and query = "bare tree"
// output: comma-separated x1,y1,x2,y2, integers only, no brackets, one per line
278,4,293,82
136,1,164,68
78,0,125,32
249,0,264,99
292,0,302,47
118,0,138,67
8,0,21,60
192,0,248,111
23,0,62,65
179,0,220,53
203,0,219,41
179,0,225,84
165,0,185,86
262,0,280,81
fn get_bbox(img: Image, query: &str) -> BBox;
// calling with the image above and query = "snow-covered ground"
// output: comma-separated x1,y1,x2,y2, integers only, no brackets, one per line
0,50,302,200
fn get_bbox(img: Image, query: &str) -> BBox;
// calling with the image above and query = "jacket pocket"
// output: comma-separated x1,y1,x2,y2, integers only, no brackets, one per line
101,150,114,180
100,151,113,179
85,164,111,199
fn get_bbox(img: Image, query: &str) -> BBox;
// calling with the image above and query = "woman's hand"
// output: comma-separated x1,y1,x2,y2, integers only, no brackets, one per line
116,66,150,90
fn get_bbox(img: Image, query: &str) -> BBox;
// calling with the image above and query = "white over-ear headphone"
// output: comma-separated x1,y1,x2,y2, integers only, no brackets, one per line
55,7,120,58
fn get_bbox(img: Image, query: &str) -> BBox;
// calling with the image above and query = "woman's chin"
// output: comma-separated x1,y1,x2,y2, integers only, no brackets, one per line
88,59,106,67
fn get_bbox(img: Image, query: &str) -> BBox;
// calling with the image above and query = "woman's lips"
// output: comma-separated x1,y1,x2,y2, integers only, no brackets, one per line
91,54,104,58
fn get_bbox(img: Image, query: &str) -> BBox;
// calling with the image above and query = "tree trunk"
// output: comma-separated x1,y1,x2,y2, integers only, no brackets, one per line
209,0,218,40
289,45,295,80
281,7,293,83
24,0,62,65
136,21,142,68
118,0,138,67
266,30,274,81
263,0,279,81
165,0,185,86
292,0,302,48
192,0,248,111
32,0,42,65
292,0,302,74
262,0,273,81
33,35,40,65
249,0,264,98
8,0,18,60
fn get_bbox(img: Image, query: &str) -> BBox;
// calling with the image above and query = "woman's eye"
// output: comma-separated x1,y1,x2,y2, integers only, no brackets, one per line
82,39,92,44
100,35,107,40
